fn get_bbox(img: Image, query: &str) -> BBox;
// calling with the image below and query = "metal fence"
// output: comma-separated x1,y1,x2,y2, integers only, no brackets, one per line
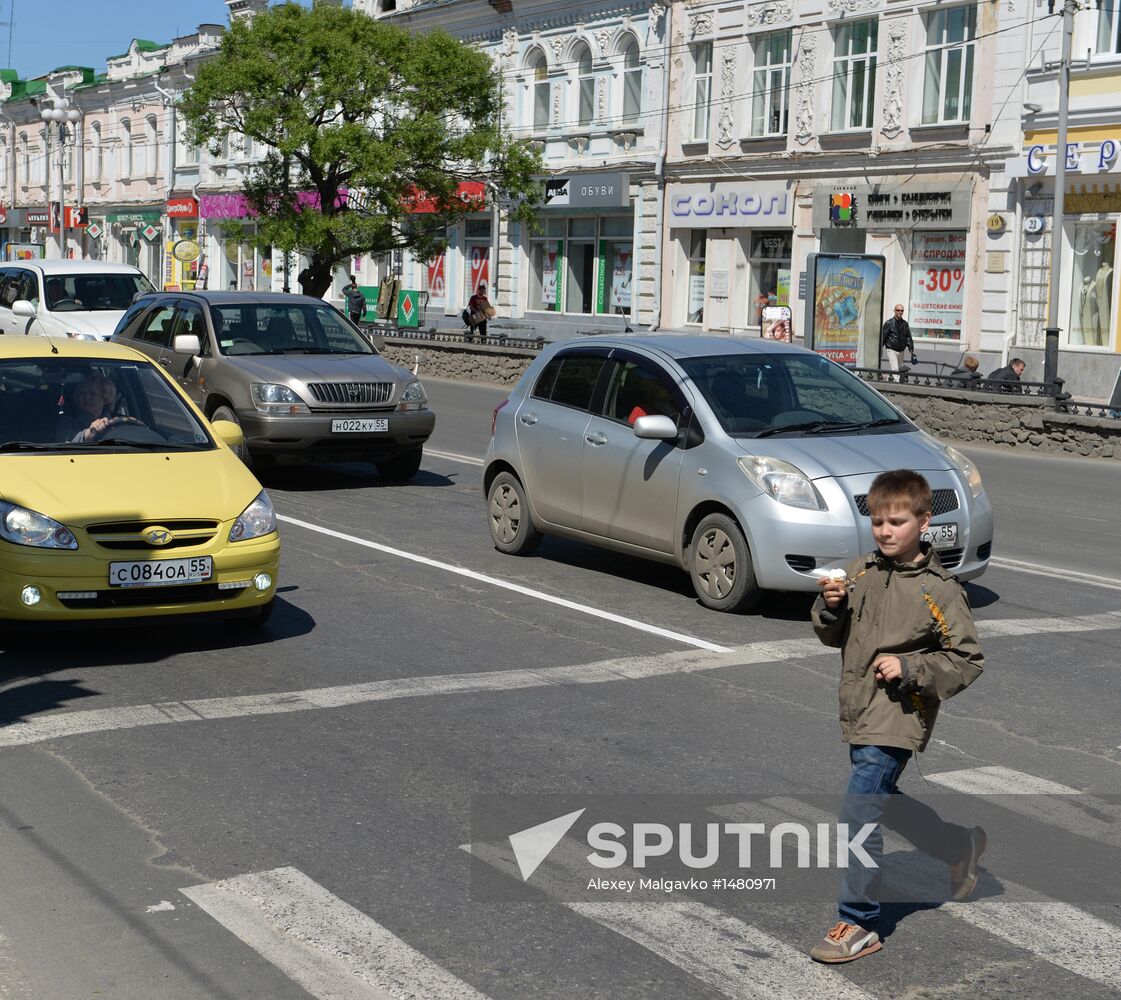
378,327,548,351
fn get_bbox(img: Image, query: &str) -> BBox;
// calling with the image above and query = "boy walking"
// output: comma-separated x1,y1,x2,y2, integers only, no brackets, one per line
809,470,986,964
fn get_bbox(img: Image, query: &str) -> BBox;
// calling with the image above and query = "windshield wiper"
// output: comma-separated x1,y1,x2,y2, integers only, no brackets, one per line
91,439,202,450
753,421,834,438
0,440,77,452
804,417,905,434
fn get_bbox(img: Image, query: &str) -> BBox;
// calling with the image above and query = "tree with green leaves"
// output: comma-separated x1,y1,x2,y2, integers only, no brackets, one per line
179,2,540,298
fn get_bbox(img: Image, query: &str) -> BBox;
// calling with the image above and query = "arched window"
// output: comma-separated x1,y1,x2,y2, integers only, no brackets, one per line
620,36,642,124
121,119,133,177
575,42,594,127
147,115,159,175
18,133,28,186
89,123,102,180
527,48,549,131
37,129,47,184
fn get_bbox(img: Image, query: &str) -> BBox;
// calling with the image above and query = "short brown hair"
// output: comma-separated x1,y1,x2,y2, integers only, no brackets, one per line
866,470,932,517
964,356,979,372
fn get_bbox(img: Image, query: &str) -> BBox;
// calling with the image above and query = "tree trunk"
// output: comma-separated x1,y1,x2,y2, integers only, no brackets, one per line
298,258,335,299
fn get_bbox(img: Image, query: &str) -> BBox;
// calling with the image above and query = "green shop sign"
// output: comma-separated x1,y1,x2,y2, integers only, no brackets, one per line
106,211,161,225
396,289,420,328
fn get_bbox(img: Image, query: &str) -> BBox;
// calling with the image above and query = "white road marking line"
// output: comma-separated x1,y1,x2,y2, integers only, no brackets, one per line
181,867,489,1000
277,514,733,653
3,608,1121,749
717,799,1121,991
464,839,874,1000
425,449,485,467
990,556,1121,592
925,765,1081,796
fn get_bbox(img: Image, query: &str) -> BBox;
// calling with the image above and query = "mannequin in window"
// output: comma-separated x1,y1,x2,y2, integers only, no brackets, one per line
1079,275,1098,345
1094,261,1113,347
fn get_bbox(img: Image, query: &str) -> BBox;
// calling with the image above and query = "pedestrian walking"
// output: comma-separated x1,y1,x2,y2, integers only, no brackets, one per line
464,282,493,339
808,470,986,965
344,274,366,325
986,357,1025,392
881,305,914,372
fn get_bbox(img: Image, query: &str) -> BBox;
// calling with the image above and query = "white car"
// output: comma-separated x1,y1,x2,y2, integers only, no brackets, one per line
0,260,154,341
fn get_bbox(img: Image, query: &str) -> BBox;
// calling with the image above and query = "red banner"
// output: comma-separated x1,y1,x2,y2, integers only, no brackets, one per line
406,182,487,214
426,255,446,305
469,246,489,294
166,196,199,218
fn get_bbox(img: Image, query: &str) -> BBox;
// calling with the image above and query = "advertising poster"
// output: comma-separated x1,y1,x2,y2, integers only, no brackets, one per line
909,231,966,336
5,243,44,260
469,246,489,294
542,242,561,310
426,255,447,310
761,305,793,342
596,241,608,314
808,254,885,366
612,245,632,310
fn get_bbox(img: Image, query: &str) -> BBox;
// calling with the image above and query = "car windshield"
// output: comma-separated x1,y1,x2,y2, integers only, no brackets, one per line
44,273,154,312
209,303,376,356
679,352,907,438
0,357,214,452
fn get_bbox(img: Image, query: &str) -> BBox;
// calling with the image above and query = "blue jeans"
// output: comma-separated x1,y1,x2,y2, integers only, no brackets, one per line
837,744,971,929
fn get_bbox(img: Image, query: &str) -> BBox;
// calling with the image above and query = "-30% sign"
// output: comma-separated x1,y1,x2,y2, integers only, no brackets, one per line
919,267,965,293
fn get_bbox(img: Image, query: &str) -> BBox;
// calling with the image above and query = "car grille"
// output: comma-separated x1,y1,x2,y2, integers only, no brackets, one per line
854,489,959,517
86,519,220,551
57,583,245,609
306,382,394,405
938,547,965,570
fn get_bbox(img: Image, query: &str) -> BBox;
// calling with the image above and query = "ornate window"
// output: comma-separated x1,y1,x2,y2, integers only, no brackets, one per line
18,133,28,186
692,41,712,142
575,42,594,127
121,119,133,177
527,48,549,131
88,123,102,180
922,5,976,124
831,20,878,131
751,30,792,137
620,35,642,124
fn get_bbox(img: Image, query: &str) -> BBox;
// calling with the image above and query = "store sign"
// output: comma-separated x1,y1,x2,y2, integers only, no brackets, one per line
173,239,201,262
909,232,966,334
166,196,199,218
141,223,161,242
405,182,486,214
667,181,793,228
87,222,104,240
1016,140,1121,176
543,173,630,209
26,208,49,226
806,253,886,366
397,289,420,328
812,185,971,230
107,211,161,225
4,243,44,260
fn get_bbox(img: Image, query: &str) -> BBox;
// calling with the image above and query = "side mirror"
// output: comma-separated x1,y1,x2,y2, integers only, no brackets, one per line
632,414,678,440
173,334,201,356
12,300,36,318
211,419,244,450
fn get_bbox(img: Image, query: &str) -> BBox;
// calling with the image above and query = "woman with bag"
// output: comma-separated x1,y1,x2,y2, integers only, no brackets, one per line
466,282,494,339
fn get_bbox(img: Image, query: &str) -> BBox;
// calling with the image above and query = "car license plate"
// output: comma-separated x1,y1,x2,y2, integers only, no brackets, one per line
922,523,958,549
331,418,389,433
109,556,213,588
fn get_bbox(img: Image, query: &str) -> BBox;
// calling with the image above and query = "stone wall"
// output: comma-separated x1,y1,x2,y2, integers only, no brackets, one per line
380,338,1121,460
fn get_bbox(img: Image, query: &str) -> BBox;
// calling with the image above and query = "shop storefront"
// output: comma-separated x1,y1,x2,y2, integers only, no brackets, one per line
811,182,973,344
100,209,164,285
524,172,634,319
165,195,202,291
665,180,794,332
198,193,273,292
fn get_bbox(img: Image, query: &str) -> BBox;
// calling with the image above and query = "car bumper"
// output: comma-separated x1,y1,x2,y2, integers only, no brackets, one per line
237,408,435,460
736,479,993,592
0,533,280,622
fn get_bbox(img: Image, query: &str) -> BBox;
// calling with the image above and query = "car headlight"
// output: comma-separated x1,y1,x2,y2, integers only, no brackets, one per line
945,445,984,499
250,382,309,414
230,491,277,542
397,379,428,412
0,501,78,549
737,455,825,510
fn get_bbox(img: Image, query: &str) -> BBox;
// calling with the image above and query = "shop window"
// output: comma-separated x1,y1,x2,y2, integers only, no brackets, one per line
1067,222,1115,347
691,42,713,142
748,231,792,327
751,30,792,137
687,231,706,324
600,216,633,316
530,239,563,311
621,36,642,124
908,230,967,341
922,5,976,124
567,217,595,314
831,20,878,131
466,220,492,240
527,48,550,131
575,43,595,128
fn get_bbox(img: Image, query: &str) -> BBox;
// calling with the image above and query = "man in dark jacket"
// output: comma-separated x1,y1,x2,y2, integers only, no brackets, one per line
881,305,914,371
986,358,1025,392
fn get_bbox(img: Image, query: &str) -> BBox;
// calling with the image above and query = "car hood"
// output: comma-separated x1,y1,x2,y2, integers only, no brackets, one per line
736,430,952,480
47,310,126,341
0,450,263,526
224,353,407,383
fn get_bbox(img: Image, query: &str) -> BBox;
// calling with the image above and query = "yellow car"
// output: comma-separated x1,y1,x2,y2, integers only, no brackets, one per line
0,337,279,626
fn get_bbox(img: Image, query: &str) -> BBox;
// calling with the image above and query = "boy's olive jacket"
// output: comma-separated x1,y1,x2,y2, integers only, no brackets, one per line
810,545,984,752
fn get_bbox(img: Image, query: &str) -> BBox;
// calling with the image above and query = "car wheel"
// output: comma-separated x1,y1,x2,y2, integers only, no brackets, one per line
688,513,761,612
487,471,541,556
211,405,251,467
376,447,423,480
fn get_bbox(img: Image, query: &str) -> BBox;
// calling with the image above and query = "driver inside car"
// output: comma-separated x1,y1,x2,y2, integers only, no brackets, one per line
56,372,127,443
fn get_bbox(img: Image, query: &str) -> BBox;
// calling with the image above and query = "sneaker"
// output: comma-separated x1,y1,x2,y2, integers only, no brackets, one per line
809,921,882,964
949,826,988,901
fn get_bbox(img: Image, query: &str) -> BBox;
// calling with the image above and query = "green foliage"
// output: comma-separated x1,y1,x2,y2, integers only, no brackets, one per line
179,2,541,296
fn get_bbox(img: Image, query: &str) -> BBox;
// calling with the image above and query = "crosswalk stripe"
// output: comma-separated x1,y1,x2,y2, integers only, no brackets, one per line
714,798,1121,990
464,839,875,1000
181,867,489,1000
924,765,1080,796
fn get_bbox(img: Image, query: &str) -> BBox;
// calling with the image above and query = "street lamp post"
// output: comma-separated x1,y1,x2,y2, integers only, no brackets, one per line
40,96,81,259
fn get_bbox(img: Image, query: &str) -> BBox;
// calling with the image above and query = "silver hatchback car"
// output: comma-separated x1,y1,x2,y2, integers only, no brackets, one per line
484,336,993,612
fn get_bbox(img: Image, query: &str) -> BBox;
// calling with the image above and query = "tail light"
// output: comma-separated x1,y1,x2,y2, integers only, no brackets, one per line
491,398,509,437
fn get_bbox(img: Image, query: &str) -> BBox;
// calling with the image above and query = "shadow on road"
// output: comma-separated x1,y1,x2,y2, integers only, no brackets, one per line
963,582,1001,609
257,463,456,492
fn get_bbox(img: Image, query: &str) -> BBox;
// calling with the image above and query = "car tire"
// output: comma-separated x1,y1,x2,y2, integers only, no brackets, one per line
376,447,423,480
211,405,252,467
688,513,761,613
226,598,274,629
487,471,541,556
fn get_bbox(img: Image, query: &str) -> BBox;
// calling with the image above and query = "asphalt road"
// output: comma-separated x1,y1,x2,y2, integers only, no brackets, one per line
0,376,1118,1000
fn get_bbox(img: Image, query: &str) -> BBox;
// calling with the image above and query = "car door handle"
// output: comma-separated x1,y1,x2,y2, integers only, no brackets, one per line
585,431,608,446
519,412,538,425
